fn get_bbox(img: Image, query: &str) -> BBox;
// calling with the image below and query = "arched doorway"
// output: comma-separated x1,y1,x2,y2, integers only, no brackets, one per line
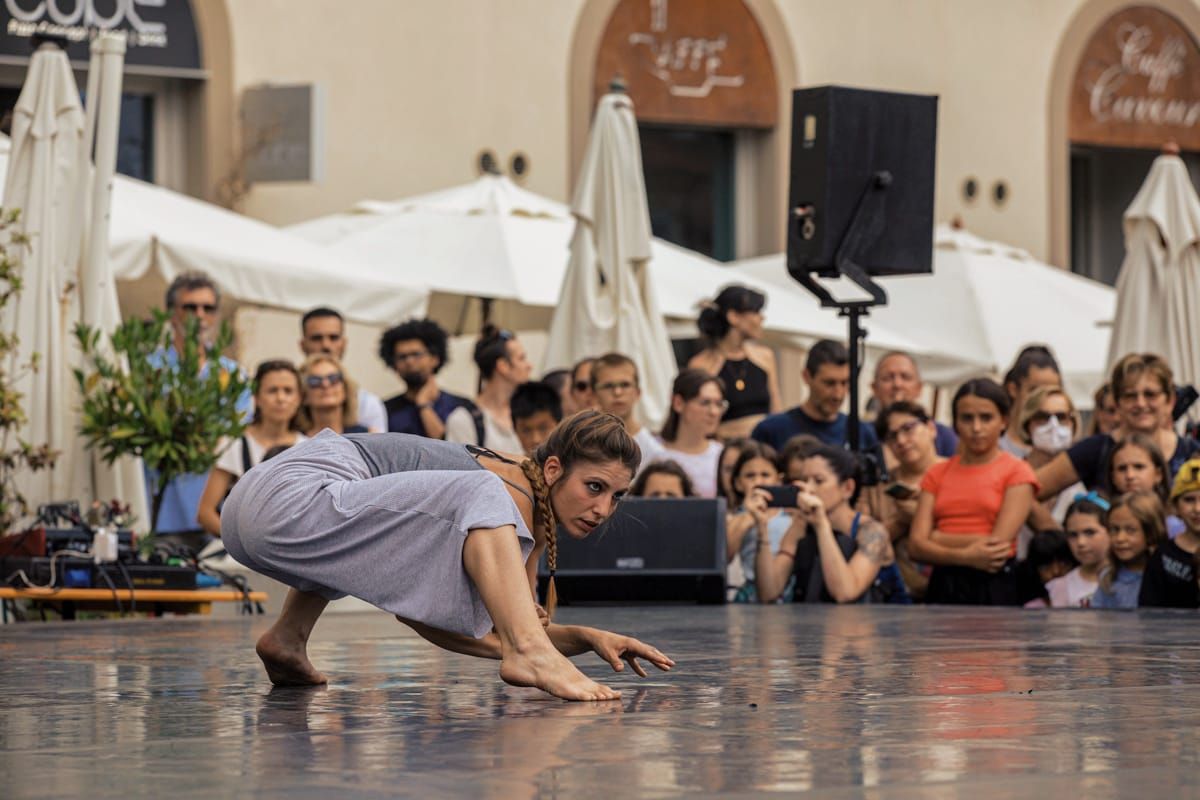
569,0,797,260
1048,1,1200,281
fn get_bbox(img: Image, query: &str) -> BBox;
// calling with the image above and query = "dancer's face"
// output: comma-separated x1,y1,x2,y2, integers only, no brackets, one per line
543,457,632,539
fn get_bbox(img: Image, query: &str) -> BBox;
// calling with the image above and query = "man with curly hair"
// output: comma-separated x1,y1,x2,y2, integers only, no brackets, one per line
378,318,474,439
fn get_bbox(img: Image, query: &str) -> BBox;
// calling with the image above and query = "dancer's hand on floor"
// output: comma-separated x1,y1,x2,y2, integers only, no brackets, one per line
586,630,675,677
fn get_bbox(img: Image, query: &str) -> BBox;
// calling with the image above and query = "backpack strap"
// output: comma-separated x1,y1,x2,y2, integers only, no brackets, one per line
240,435,253,475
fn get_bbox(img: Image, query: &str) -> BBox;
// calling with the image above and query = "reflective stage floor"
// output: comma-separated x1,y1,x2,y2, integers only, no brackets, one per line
2,605,1199,798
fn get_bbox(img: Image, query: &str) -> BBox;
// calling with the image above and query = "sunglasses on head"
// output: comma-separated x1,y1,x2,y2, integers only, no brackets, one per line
179,302,217,314
305,373,343,388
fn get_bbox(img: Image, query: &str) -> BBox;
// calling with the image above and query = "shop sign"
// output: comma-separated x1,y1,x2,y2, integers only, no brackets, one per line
1071,6,1200,150
594,0,777,128
0,0,202,77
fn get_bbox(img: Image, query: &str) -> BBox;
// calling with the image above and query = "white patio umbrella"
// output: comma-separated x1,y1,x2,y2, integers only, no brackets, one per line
542,92,676,428
735,226,1116,407
287,174,951,366
1107,148,1200,407
0,136,429,327
0,41,91,516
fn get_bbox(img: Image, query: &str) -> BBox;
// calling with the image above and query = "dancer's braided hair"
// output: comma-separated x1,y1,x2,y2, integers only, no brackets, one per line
525,409,641,618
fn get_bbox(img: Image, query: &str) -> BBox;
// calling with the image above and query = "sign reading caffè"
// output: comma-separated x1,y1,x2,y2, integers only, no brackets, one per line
1071,6,1200,151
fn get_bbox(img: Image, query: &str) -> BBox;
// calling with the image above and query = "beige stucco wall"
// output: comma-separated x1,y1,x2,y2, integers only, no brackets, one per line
214,0,1199,267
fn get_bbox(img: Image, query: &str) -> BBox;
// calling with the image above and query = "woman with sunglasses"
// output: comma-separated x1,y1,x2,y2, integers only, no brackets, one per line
197,360,307,538
1036,353,1200,500
299,354,368,436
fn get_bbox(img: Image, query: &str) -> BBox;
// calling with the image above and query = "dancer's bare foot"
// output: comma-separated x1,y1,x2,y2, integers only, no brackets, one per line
256,628,328,687
500,641,620,701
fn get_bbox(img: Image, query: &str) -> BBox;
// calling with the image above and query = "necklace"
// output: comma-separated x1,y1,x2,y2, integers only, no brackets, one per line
725,357,748,392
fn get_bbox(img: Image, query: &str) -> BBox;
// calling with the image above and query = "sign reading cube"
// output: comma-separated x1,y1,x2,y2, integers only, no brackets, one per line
241,84,324,183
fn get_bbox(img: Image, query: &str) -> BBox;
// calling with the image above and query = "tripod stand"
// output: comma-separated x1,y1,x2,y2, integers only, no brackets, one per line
791,171,893,455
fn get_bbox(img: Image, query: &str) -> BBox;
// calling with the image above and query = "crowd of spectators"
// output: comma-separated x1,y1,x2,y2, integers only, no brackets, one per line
165,271,1200,612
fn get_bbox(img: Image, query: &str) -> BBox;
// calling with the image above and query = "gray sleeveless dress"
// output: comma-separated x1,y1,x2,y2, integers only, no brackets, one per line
222,429,534,638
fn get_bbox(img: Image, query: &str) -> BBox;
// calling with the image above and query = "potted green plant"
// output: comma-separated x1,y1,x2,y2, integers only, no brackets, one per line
73,312,252,535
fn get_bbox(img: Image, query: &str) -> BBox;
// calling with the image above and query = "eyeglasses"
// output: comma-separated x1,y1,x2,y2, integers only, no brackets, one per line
595,380,636,394
573,381,591,392
305,373,343,388
1119,388,1166,403
179,303,217,314
885,419,925,443
393,350,430,364
693,398,730,412
1029,411,1072,426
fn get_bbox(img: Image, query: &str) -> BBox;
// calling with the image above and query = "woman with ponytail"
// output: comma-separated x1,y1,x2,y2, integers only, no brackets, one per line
688,285,782,439
221,410,673,702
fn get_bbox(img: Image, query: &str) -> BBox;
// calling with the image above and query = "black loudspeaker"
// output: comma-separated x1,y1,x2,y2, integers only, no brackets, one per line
538,498,727,605
786,85,938,278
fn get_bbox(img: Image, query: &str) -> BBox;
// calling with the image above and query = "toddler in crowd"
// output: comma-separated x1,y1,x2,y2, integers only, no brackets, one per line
1046,494,1111,607
630,460,695,499
1139,458,1200,608
1091,490,1166,609
1018,530,1075,607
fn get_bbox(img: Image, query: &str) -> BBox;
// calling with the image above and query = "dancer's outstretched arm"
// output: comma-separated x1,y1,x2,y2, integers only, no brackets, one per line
399,616,673,676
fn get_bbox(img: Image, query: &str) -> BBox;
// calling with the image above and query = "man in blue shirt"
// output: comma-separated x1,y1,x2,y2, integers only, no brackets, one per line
147,272,251,554
379,318,474,439
871,350,958,457
752,339,879,452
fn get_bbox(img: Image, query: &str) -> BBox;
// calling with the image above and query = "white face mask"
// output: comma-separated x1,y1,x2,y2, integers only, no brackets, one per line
1032,418,1073,453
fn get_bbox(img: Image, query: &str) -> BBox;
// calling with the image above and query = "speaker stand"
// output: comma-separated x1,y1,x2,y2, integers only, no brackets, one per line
793,170,892,454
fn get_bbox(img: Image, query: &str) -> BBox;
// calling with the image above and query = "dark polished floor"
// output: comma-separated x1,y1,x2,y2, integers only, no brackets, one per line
2,605,1200,798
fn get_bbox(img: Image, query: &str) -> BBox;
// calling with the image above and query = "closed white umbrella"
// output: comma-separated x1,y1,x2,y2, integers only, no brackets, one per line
542,92,675,428
1,41,90,514
1107,147,1200,408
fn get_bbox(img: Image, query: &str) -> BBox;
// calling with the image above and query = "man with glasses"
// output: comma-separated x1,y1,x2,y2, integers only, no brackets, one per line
590,352,665,467
151,272,252,554
564,357,596,416
871,351,957,457
377,318,472,439
299,307,386,432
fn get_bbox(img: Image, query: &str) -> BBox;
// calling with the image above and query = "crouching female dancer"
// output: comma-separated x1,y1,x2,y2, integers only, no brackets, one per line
222,410,674,701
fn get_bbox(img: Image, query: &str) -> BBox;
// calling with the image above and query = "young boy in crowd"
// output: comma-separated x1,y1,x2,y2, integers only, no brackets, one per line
590,352,666,466
1139,458,1200,608
510,381,563,456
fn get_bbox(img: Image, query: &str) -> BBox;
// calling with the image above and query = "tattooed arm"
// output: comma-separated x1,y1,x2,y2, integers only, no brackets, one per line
815,516,895,604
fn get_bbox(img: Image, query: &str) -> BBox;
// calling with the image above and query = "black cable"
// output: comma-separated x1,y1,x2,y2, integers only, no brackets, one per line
93,565,124,615
114,560,137,615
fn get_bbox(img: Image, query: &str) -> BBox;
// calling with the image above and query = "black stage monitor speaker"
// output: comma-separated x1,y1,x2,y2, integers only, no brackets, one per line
786,85,938,278
539,498,727,605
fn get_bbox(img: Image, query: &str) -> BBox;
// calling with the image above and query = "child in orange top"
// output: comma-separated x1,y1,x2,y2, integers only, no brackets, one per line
909,378,1039,605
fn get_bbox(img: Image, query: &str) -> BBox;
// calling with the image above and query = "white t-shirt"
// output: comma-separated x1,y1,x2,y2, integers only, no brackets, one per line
659,440,723,498
633,426,666,473
214,432,308,478
357,388,387,433
445,405,524,455
1047,567,1098,608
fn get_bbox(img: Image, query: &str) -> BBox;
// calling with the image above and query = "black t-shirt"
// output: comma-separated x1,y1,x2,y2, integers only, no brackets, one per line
1138,537,1200,609
791,526,857,604
1067,433,1200,492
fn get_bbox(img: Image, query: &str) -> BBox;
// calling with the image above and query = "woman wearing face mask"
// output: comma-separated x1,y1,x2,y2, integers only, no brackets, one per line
1016,386,1082,542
